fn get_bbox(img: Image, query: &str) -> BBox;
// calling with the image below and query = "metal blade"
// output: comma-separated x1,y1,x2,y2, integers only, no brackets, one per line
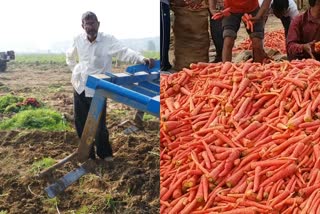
45,161,91,198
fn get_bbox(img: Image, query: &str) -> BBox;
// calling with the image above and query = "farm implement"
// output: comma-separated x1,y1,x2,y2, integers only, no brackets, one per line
39,61,160,198
0,50,15,72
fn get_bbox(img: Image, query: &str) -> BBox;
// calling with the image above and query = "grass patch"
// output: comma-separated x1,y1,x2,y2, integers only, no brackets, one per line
104,194,120,213
142,51,160,60
0,211,8,214
0,94,23,113
76,205,97,214
14,54,66,65
0,86,10,93
48,84,64,93
31,157,56,175
42,197,60,213
143,113,157,121
110,109,127,116
0,108,70,131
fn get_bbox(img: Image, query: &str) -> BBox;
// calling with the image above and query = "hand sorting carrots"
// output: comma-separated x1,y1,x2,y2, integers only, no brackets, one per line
242,13,254,32
160,59,320,213
314,41,320,53
211,7,231,20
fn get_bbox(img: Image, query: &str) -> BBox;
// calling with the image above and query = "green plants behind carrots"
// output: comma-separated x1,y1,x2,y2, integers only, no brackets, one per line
0,108,70,131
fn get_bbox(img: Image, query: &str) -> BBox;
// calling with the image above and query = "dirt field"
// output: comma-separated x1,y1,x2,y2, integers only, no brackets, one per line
0,62,159,213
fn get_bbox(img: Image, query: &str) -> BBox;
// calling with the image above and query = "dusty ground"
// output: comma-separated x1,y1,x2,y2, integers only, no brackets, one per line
0,62,159,213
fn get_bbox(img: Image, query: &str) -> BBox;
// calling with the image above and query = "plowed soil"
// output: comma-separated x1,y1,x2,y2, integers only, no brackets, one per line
0,62,159,214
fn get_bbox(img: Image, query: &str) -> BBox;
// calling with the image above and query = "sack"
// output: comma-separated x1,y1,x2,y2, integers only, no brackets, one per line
172,7,210,71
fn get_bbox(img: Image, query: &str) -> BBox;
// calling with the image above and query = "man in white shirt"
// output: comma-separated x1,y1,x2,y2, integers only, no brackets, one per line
66,11,155,161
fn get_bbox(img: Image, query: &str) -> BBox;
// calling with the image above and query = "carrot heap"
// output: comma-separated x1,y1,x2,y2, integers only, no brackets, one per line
234,29,286,54
160,59,320,214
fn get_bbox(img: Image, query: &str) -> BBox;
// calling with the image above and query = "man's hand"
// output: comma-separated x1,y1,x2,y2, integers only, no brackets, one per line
143,58,155,69
303,40,316,59
250,15,263,23
210,9,219,16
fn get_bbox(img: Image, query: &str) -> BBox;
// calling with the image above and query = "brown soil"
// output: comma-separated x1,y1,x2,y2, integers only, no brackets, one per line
0,63,159,213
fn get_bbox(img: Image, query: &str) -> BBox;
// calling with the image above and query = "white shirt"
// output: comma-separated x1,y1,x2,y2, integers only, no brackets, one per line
258,0,299,18
66,32,145,97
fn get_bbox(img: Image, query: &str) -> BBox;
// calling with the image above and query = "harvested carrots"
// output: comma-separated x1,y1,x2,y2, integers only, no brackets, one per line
234,29,287,54
160,59,320,213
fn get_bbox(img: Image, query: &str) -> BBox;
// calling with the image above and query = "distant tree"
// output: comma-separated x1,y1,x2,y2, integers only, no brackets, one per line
147,40,156,51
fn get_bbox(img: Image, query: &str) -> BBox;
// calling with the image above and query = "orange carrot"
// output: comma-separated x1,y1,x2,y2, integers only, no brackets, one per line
233,78,251,101
253,166,262,192
214,130,237,148
168,197,187,214
226,164,251,188
180,198,198,214
219,207,258,214
161,172,188,201
219,150,241,177
299,183,320,197
233,121,261,141
260,164,297,187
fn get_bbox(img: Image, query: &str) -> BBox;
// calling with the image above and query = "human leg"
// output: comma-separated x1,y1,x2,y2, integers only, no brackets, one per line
95,99,113,159
280,16,291,39
246,8,265,63
209,16,223,62
251,37,265,63
73,90,95,159
222,37,235,62
160,2,172,71
222,13,242,62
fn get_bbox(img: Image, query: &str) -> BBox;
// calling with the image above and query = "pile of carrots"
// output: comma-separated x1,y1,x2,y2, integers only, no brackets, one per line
234,29,286,54
160,59,320,213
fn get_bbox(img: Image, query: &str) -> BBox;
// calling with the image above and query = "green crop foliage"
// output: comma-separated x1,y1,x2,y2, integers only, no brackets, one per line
75,205,97,214
14,54,66,65
104,194,120,212
143,113,157,121
0,95,23,113
0,108,70,131
42,197,60,213
142,51,160,60
31,157,56,175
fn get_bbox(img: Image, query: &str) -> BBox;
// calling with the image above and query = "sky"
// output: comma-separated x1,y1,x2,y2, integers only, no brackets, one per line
0,0,159,52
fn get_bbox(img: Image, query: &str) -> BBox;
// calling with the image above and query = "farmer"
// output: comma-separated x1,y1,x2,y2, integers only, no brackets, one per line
208,0,224,62
259,0,299,39
66,11,155,161
210,0,272,63
287,0,320,61
161,0,172,71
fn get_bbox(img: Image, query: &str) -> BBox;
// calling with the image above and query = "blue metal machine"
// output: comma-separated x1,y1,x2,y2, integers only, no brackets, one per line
40,61,160,198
